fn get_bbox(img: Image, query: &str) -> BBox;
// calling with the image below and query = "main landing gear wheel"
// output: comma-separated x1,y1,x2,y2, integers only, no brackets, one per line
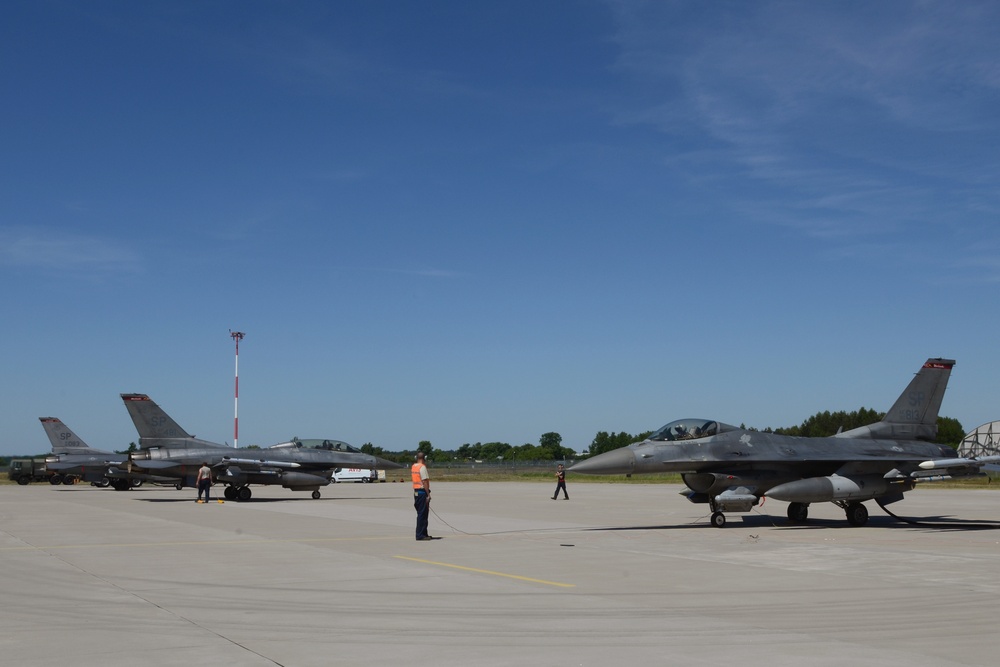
311,490,321,499
237,486,252,502
711,511,727,528
175,483,184,491
787,502,809,523
49,475,62,485
845,502,869,527
224,486,237,500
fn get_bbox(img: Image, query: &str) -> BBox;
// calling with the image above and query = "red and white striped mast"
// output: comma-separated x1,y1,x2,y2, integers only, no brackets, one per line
229,330,245,448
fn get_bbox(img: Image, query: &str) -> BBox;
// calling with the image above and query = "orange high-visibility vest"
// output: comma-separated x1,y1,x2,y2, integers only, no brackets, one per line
411,463,425,490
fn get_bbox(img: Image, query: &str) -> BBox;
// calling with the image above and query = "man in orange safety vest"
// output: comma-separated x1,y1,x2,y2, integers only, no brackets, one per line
412,451,432,540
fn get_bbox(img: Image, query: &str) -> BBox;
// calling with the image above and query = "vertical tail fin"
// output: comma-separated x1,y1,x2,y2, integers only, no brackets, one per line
883,359,955,428
120,394,193,442
39,417,101,454
839,358,955,441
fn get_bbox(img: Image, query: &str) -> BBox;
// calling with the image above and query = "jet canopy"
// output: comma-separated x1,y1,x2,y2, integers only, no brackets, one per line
268,438,362,453
648,419,739,442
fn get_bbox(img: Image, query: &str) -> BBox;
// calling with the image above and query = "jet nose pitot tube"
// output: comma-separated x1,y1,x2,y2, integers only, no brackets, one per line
569,447,636,475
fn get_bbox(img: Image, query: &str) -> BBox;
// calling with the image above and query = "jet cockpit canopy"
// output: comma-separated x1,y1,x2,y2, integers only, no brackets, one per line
648,419,739,442
268,438,362,453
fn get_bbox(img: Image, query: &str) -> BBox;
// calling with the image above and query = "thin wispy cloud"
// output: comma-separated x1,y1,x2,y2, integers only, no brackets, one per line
603,0,1000,263
0,228,140,273
363,267,465,279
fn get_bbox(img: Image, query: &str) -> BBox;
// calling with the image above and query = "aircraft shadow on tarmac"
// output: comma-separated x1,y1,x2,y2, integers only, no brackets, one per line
587,512,1000,532
49,488,400,503
128,495,402,503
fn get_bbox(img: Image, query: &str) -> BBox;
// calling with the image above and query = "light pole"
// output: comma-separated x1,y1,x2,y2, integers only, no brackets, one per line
229,330,245,448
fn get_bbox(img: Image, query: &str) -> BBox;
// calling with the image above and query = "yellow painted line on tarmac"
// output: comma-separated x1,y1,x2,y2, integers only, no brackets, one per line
394,555,575,588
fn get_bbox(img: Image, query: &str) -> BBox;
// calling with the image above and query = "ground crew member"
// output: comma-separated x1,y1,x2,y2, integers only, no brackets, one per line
552,463,568,500
412,452,432,540
196,462,212,503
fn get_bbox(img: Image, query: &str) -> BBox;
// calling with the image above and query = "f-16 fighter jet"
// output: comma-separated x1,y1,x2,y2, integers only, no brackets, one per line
571,359,1000,527
118,394,401,501
39,417,171,489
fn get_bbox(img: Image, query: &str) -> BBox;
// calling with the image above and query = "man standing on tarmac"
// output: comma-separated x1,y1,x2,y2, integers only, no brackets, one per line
196,462,212,503
412,451,432,540
552,463,568,500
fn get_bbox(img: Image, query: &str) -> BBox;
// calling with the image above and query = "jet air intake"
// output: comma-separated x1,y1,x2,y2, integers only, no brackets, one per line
767,475,892,503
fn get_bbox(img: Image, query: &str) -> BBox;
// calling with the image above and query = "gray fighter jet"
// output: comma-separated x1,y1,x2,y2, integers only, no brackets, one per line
39,417,119,486
570,359,1000,527
41,417,182,490
117,393,401,501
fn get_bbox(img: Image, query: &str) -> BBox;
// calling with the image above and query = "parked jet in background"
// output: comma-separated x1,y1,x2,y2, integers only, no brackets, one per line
40,417,122,487
119,394,401,500
571,359,1000,527
41,417,179,490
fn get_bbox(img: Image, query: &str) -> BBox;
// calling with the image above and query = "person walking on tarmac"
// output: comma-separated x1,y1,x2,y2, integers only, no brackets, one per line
412,451,433,540
551,463,568,500
196,462,213,503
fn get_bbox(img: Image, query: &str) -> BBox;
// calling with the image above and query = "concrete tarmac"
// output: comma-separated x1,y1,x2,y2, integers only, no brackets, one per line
1,481,999,666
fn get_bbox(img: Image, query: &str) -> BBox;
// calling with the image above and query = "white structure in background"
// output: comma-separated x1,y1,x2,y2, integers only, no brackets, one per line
959,421,1000,466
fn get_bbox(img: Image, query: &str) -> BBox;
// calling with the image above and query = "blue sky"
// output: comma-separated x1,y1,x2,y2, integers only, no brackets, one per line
3,1,999,456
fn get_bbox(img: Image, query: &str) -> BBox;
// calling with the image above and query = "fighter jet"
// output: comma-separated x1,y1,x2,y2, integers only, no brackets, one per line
118,393,402,501
41,417,178,490
39,417,119,486
570,358,1000,527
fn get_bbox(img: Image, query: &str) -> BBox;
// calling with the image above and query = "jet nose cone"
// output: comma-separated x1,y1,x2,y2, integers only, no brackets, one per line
569,447,635,475
374,455,404,470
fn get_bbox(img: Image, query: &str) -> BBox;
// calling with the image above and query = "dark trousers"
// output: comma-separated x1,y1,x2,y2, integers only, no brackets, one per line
413,490,429,539
553,480,568,499
197,479,211,501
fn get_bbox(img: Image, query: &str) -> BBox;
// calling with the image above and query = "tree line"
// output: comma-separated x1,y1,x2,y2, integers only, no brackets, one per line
360,431,576,464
